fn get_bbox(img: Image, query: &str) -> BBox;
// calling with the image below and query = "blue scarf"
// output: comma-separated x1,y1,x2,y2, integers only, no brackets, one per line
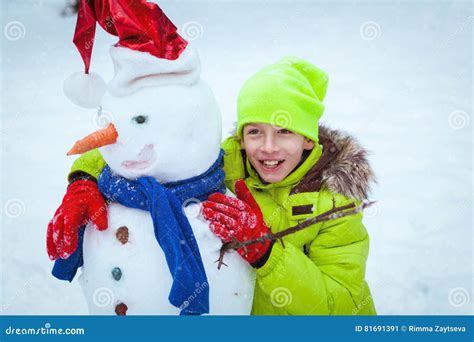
52,150,226,315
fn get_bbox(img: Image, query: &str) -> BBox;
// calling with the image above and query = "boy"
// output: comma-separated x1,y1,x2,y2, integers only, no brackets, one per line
48,57,376,315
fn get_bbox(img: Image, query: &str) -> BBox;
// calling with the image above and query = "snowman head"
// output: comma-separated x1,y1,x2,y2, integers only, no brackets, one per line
97,80,222,182
67,46,222,182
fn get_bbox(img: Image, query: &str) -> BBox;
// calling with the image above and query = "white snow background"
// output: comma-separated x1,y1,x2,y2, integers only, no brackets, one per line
1,0,472,315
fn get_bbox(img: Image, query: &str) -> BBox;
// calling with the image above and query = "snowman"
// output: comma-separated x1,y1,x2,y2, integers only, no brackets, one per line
48,0,255,315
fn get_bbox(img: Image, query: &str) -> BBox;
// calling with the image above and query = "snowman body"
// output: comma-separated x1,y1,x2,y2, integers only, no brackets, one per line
79,195,255,315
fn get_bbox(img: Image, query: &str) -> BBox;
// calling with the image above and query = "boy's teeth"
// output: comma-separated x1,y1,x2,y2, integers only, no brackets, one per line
262,160,281,167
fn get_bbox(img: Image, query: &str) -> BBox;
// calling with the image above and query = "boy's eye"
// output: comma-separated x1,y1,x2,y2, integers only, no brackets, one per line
246,128,260,135
132,115,148,124
278,129,293,134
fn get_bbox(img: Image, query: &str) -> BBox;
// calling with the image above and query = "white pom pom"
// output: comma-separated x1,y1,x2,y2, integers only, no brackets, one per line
63,72,106,108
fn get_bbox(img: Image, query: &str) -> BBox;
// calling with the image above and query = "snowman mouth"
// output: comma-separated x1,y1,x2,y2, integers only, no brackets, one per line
121,160,152,170
121,144,155,171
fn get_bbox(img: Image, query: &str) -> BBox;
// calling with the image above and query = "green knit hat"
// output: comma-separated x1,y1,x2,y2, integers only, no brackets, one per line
237,56,328,142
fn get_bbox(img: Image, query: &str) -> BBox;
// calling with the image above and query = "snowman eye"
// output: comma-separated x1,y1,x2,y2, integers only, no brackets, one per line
132,115,148,125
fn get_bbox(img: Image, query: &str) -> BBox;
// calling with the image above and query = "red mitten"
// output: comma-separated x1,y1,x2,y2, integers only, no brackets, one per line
202,179,272,265
47,180,108,260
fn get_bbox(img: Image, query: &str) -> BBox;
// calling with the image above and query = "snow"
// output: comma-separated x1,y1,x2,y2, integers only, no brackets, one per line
1,0,472,315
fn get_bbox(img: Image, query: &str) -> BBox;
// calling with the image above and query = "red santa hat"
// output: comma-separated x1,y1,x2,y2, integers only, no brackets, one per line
64,0,200,108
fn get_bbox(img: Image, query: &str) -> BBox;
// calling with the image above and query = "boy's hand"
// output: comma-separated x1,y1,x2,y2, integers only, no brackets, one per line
47,180,108,260
202,179,272,265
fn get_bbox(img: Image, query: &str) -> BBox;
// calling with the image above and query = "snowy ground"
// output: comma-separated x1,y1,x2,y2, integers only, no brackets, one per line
1,0,472,315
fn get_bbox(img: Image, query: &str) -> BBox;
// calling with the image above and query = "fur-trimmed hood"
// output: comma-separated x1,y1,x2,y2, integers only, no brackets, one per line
292,124,376,201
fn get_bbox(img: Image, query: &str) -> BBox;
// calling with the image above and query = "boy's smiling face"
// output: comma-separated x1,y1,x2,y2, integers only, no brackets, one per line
241,123,315,183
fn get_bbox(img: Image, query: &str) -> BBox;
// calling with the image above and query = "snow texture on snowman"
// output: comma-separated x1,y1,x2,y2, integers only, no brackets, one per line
49,0,255,315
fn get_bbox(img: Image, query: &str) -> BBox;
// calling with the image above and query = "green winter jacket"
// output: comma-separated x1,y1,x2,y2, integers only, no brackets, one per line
68,125,377,315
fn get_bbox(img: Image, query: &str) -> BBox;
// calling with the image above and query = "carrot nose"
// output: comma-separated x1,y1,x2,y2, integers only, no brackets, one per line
67,123,118,156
